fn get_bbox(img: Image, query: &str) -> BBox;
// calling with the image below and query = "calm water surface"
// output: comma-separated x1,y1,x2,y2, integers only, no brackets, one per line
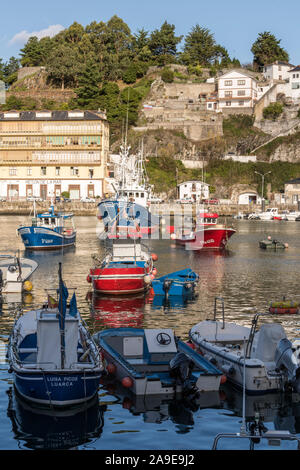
1,215,300,450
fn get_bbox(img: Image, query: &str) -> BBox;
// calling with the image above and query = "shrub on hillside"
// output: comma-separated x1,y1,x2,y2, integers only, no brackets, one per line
161,68,174,83
263,102,283,120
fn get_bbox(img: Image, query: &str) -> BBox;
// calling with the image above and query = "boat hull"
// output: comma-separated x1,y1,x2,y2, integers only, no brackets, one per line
13,368,102,407
177,227,236,250
18,226,76,250
90,265,150,295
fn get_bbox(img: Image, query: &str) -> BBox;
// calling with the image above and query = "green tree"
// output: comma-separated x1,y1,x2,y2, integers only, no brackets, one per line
46,44,82,89
20,36,53,66
263,102,284,120
181,25,229,66
75,60,101,107
251,32,289,70
149,21,182,65
161,67,174,83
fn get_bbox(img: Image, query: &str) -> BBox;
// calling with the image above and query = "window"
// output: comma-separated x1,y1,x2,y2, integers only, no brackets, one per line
55,167,60,176
278,66,282,71
225,101,231,106
292,83,300,89
70,166,79,176
89,168,94,179
238,101,244,106
27,167,32,176
9,168,17,176
41,167,47,176
225,91,232,97
238,90,246,96
224,80,232,86
237,80,246,85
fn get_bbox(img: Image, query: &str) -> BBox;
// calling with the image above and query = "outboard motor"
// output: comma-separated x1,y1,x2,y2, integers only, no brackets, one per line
275,338,300,392
169,352,197,396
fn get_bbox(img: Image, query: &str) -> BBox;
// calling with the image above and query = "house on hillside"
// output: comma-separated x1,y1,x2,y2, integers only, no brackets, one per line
288,66,300,100
284,177,300,204
217,70,258,113
263,61,294,82
177,181,209,202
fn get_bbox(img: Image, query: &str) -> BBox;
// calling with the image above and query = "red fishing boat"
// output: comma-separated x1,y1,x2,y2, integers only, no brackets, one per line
175,212,236,250
87,238,157,295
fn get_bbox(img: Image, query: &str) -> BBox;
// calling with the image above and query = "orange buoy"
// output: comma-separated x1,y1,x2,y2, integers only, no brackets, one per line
122,376,133,388
220,374,227,384
151,253,158,261
107,363,116,375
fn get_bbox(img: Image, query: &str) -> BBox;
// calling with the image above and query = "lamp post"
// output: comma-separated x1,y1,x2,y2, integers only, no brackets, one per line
255,170,271,211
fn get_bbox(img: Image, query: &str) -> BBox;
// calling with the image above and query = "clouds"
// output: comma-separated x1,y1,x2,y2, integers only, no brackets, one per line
9,24,64,45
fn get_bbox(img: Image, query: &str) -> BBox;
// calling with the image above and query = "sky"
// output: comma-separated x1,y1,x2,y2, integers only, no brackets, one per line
0,0,298,65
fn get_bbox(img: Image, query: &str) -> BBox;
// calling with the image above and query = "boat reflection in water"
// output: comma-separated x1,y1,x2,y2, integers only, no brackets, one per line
7,387,106,450
101,380,221,427
87,291,145,328
220,384,300,436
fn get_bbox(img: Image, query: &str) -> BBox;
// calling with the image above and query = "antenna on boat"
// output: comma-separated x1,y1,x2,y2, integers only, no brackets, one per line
240,336,247,436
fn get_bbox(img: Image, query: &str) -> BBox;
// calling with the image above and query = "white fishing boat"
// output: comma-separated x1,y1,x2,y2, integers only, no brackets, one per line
0,254,38,295
107,141,152,208
189,298,300,395
258,208,279,220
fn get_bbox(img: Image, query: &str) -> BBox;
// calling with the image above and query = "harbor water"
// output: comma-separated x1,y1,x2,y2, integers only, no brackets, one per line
1,215,300,450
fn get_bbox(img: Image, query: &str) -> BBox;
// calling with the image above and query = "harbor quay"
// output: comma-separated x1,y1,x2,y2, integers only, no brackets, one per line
0,200,295,217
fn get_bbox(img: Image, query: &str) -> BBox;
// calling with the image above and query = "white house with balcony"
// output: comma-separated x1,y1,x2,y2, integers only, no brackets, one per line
217,70,258,111
177,181,209,202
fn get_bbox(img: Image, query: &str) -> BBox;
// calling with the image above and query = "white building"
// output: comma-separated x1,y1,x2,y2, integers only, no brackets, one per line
263,61,294,82
177,181,209,202
217,70,258,111
238,191,262,205
288,66,300,100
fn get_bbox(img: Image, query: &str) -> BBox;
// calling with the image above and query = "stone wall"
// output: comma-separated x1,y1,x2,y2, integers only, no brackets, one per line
17,67,45,81
6,89,76,105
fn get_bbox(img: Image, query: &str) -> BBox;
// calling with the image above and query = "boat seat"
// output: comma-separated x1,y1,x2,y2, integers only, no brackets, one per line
251,324,286,363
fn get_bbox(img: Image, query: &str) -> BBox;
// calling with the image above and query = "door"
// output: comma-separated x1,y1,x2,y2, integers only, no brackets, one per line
69,185,80,200
54,184,61,197
40,184,47,200
7,184,19,200
26,184,33,198
88,184,94,198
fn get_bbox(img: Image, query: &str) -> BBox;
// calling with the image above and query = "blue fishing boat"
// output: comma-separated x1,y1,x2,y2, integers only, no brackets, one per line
7,263,103,407
151,268,199,297
97,199,160,240
18,202,76,250
93,327,223,396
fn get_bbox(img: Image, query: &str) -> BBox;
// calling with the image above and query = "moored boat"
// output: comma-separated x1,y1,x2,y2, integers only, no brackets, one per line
93,327,223,396
175,212,236,250
0,253,38,295
7,263,103,407
259,238,287,250
189,298,300,395
151,268,199,297
18,202,76,250
87,239,156,295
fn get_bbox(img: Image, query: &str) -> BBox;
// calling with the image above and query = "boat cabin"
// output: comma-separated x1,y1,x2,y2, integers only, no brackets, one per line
198,212,219,225
32,206,75,234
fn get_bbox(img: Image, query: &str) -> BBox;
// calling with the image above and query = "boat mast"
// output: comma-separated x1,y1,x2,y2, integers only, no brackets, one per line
58,262,65,369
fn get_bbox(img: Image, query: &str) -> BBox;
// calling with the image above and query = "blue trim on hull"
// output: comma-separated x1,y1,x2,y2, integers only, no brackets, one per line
18,227,76,250
14,369,101,406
